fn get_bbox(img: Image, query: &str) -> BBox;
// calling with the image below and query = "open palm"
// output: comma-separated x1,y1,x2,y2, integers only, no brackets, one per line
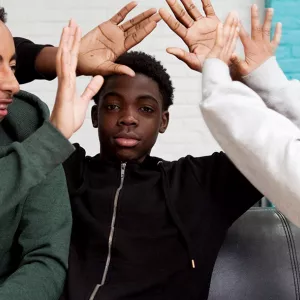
77,2,160,77
160,0,220,72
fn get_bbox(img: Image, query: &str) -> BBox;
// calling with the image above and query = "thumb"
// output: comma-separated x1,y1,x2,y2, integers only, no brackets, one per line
230,53,248,73
167,47,202,72
81,76,104,103
105,62,135,77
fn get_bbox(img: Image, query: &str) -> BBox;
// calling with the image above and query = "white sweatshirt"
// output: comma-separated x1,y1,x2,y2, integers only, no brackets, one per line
200,58,300,227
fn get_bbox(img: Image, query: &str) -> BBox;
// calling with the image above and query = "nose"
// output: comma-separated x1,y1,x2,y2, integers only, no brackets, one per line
0,69,20,97
118,108,138,127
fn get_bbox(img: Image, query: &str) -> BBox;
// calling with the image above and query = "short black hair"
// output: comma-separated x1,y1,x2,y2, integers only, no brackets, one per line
94,51,174,111
0,8,7,23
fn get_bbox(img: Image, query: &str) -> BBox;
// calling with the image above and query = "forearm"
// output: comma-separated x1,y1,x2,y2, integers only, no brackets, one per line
243,57,300,128
201,58,300,227
0,121,74,210
35,46,58,79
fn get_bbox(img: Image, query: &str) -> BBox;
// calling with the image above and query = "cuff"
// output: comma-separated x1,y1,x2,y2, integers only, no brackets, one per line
202,59,232,99
23,120,75,172
243,57,289,93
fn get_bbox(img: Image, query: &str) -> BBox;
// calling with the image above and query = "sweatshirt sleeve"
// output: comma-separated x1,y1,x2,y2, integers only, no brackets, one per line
14,37,56,84
0,120,74,216
200,58,300,227
243,56,300,128
0,165,72,300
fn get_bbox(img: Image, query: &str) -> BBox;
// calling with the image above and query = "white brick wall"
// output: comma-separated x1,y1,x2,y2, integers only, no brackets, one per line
4,0,264,159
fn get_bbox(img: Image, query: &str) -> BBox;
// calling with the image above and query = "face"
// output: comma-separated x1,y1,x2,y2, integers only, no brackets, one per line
0,22,20,122
92,73,169,162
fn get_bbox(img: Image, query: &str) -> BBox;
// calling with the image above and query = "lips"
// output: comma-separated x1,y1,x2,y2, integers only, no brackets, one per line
114,132,140,148
0,99,12,118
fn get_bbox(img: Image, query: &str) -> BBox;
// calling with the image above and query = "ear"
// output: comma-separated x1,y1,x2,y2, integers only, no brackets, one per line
159,111,169,133
91,105,99,128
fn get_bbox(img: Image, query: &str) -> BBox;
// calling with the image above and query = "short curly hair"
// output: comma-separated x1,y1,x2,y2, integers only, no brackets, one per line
94,51,174,111
0,8,7,23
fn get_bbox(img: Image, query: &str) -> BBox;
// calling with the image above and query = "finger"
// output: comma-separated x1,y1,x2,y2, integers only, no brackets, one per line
81,75,104,103
181,0,203,21
239,21,252,49
120,8,157,32
262,8,273,41
125,20,158,50
61,47,72,82
57,26,70,78
251,4,262,40
208,23,224,58
167,47,202,71
70,26,82,72
101,61,135,77
125,13,161,37
227,24,240,58
223,12,236,45
159,8,188,39
166,0,194,28
271,22,282,49
201,0,216,17
231,53,248,73
67,19,78,50
110,1,138,25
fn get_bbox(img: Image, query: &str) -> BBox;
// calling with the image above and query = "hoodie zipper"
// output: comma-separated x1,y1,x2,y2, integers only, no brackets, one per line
89,163,127,300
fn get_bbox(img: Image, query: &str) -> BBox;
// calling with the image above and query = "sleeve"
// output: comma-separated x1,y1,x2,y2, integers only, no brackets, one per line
243,56,300,128
191,153,262,227
200,58,300,227
14,37,56,84
0,120,74,216
0,165,72,300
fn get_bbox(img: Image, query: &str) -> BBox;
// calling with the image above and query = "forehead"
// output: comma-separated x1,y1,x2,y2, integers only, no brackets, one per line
0,22,15,59
101,73,163,103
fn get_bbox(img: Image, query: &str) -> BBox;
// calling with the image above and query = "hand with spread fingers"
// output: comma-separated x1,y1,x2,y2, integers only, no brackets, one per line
159,0,221,72
50,21,104,139
231,4,282,76
207,12,240,65
76,1,161,77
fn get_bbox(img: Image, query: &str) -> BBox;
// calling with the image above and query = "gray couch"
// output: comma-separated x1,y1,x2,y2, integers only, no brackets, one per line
208,208,300,299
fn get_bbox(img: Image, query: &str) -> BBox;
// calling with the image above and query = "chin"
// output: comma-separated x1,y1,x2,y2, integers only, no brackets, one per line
115,148,143,162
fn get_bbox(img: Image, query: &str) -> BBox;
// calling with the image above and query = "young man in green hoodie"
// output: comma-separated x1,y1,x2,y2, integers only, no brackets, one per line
0,8,105,300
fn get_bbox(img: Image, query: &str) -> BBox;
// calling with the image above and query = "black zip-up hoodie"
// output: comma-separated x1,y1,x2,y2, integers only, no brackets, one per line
61,144,262,300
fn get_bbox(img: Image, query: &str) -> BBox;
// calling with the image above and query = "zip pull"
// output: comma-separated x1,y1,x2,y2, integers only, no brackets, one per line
121,163,126,180
191,259,196,269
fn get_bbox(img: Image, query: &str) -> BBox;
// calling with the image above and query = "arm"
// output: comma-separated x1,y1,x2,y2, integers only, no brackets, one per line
14,37,56,84
0,165,72,300
243,57,300,128
0,120,74,212
229,5,300,126
201,58,300,227
14,2,161,83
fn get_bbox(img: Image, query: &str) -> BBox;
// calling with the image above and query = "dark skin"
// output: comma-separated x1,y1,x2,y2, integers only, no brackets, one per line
91,74,169,162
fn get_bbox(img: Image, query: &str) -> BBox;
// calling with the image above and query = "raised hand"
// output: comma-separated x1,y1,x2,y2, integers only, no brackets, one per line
159,0,220,72
231,4,282,76
207,12,240,65
50,21,104,139
76,1,161,77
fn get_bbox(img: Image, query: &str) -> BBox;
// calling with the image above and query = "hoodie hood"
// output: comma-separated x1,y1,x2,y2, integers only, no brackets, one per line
2,90,49,142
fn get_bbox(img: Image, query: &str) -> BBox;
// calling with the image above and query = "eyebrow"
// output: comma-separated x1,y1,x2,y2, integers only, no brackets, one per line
0,53,17,63
103,91,159,105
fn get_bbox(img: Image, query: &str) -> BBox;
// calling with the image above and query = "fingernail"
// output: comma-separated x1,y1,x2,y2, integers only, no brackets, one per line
236,27,240,32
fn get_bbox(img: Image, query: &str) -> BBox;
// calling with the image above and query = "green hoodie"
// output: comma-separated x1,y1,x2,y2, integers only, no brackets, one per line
0,90,74,299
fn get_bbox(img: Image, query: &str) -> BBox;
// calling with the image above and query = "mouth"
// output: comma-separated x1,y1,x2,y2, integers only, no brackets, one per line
0,100,12,118
114,132,141,148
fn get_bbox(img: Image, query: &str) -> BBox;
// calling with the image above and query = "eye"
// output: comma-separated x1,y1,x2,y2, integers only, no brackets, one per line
106,104,120,111
140,106,154,113
10,65,16,73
